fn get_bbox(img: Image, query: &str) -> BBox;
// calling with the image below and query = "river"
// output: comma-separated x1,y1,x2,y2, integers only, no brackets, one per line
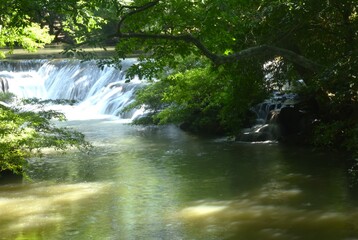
1,60,357,240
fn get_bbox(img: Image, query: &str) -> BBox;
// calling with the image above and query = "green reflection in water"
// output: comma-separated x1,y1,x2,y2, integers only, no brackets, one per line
1,120,357,240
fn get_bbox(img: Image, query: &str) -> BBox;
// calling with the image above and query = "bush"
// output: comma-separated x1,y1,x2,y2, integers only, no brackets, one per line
0,100,91,177
125,59,266,135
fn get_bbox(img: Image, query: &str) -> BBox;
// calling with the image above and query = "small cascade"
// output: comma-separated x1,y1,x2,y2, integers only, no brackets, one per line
0,59,144,120
236,92,298,143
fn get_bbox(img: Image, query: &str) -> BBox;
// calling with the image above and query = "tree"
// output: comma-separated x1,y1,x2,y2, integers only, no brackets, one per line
0,95,91,178
0,0,111,56
0,98,91,177
0,0,357,155
0,0,53,58
0,0,95,177
105,0,356,153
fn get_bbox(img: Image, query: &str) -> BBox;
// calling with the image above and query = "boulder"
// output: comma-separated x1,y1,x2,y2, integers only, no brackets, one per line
276,106,315,144
277,107,304,137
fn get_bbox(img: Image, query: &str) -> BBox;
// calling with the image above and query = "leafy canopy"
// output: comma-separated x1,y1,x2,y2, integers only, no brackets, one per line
0,0,357,155
109,0,356,152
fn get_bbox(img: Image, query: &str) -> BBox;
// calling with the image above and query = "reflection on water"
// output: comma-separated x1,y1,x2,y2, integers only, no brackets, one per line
1,120,357,239
0,182,110,240
179,185,356,240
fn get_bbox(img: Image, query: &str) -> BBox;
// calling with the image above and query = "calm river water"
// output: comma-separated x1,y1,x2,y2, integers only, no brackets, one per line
0,118,357,240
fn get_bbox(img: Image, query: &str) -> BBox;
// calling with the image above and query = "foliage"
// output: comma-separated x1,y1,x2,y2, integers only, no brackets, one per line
114,0,357,154
128,57,266,134
0,0,56,58
0,101,91,176
0,0,101,176
132,66,228,133
21,98,77,106
0,0,110,55
0,0,357,155
0,23,53,58
312,51,358,154
0,92,15,102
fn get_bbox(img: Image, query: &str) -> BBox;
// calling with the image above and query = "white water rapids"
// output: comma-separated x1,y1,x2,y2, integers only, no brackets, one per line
0,59,144,121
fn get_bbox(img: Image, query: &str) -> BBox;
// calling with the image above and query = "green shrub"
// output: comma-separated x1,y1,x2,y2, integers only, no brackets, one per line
0,102,91,177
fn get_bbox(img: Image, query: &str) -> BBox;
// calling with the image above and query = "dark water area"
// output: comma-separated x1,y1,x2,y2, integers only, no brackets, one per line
0,119,356,240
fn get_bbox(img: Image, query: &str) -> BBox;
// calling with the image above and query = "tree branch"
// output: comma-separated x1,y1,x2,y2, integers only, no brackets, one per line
219,45,323,72
117,0,159,34
116,32,323,72
114,0,323,72
116,32,219,63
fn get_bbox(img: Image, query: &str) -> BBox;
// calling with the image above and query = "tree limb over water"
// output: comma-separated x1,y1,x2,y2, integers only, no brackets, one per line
115,32,323,72
113,0,323,72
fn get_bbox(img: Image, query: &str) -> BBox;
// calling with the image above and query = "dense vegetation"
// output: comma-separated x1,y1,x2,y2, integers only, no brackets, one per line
104,0,356,155
0,0,357,176
0,0,102,177
0,94,91,177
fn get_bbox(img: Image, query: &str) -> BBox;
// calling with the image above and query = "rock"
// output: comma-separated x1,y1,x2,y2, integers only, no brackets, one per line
276,106,315,144
0,77,9,93
235,123,280,142
277,107,304,137
237,92,317,144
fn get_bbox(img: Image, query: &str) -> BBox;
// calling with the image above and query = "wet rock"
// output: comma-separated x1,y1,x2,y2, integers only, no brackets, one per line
0,77,9,93
237,92,315,144
277,107,304,137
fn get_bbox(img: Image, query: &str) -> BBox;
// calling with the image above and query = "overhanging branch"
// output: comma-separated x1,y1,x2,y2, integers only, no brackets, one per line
115,32,323,72
116,32,219,63
113,0,323,72
117,0,159,34
219,45,323,72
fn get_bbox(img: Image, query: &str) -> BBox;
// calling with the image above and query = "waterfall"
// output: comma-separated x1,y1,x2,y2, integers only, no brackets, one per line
236,92,298,143
0,59,144,120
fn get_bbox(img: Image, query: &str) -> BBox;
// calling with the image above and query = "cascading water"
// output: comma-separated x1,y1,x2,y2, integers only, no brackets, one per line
236,91,298,143
0,59,144,120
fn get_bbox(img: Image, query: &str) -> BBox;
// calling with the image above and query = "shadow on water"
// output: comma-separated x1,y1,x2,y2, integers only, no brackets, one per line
2,59,357,239
1,122,357,240
177,145,357,240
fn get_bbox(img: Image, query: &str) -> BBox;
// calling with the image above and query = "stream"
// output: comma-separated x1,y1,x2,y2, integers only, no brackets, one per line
0,60,357,240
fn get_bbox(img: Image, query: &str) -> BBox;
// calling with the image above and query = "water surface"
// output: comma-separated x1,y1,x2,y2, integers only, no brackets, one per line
1,119,356,240
1,59,357,239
